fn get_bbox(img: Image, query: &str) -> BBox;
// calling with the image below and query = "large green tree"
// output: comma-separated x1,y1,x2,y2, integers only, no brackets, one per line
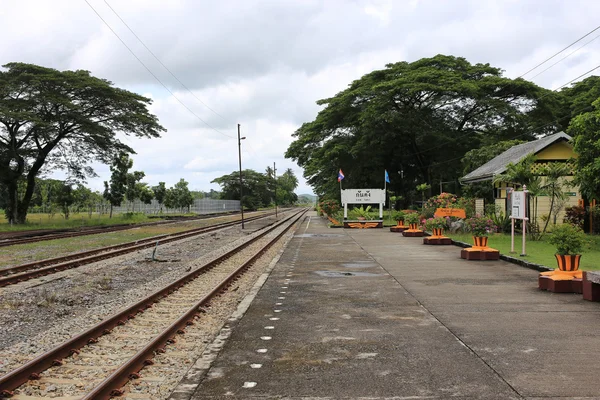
277,168,299,205
285,55,559,200
212,169,271,210
568,97,600,201
0,63,164,223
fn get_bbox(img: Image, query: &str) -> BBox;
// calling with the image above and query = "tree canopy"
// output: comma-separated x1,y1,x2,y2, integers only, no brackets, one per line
211,168,299,210
285,54,560,201
568,97,600,201
0,62,165,223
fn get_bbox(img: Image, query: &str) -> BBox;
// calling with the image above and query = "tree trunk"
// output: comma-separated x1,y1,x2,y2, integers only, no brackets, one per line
16,170,40,224
7,181,19,224
109,204,113,218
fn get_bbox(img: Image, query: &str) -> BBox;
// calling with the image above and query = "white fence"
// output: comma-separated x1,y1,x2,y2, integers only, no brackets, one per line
108,199,240,214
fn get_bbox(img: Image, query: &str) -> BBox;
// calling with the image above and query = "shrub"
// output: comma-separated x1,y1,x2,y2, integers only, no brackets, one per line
563,206,586,229
404,212,421,225
465,215,496,237
424,217,447,231
319,199,340,216
548,223,586,255
392,210,406,222
350,205,373,220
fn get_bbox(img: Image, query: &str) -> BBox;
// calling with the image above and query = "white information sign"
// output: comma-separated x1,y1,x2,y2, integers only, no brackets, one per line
511,191,526,220
341,189,385,205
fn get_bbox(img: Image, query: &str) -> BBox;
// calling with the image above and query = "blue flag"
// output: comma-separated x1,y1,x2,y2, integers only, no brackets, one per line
338,169,345,182
385,170,390,183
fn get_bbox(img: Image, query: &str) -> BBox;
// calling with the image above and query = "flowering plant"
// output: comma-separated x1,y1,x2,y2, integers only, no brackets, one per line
319,199,340,216
466,215,496,237
424,217,447,231
403,212,421,225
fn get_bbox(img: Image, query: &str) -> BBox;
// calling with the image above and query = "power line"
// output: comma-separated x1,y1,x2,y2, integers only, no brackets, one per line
530,32,600,80
518,24,600,78
552,63,600,91
103,0,227,121
83,0,234,139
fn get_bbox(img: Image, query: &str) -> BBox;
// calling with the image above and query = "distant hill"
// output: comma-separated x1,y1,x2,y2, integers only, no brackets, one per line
297,193,317,203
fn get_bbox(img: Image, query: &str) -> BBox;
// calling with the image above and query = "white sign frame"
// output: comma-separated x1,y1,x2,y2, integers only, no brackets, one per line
341,189,385,205
341,188,385,220
509,188,529,256
511,191,526,220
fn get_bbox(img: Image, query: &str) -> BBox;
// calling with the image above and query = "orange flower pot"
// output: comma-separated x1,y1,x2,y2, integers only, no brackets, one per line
472,236,488,248
432,228,443,237
555,254,581,271
396,220,404,227
409,223,419,230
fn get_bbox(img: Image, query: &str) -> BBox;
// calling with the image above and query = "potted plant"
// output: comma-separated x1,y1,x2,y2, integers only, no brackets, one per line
424,217,447,237
351,205,372,221
465,215,496,247
392,210,406,226
547,223,586,271
403,212,421,230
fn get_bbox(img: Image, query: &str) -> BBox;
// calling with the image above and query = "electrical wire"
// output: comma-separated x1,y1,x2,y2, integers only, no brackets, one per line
102,0,227,121
530,32,600,80
518,24,600,78
83,0,235,139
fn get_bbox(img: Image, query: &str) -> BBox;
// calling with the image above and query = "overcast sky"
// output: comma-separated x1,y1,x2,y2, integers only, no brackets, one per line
2,0,600,195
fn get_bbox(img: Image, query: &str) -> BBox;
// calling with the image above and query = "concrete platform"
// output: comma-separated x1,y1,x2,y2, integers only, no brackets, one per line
177,213,600,400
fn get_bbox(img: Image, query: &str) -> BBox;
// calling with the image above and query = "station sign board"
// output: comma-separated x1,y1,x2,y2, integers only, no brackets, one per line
341,189,385,205
434,208,466,219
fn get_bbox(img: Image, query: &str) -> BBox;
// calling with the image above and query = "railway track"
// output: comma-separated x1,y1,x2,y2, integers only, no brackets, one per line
0,208,307,399
0,213,271,288
0,211,247,248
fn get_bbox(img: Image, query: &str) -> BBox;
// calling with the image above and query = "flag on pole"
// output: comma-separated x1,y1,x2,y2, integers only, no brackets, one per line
338,169,345,182
385,170,390,184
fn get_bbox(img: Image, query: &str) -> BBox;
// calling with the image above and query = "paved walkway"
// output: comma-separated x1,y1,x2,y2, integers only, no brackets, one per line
177,212,600,399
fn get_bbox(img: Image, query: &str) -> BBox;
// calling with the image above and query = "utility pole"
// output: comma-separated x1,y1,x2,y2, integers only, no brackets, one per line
273,162,277,219
238,124,246,229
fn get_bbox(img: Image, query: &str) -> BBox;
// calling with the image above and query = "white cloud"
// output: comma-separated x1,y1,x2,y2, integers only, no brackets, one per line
2,0,600,196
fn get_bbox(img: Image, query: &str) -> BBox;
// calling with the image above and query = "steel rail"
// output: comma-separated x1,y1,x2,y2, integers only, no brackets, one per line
0,208,306,396
0,214,268,279
0,210,249,248
83,209,306,399
0,214,271,288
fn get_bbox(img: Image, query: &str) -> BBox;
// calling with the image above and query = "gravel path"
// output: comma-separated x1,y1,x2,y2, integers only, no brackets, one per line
0,213,286,373
11,218,297,398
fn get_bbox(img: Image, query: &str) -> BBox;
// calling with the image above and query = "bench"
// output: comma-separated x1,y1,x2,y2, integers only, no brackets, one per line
582,271,600,301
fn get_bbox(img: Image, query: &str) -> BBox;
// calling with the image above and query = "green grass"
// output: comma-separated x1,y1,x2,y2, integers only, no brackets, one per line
446,232,600,271
0,212,162,232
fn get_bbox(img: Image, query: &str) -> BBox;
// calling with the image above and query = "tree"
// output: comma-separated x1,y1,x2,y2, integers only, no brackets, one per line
277,168,299,205
124,170,145,211
285,55,559,200
461,139,526,200
569,97,600,201
172,178,194,212
493,154,543,239
54,182,75,220
539,162,570,234
153,182,167,213
138,183,154,208
73,183,95,217
0,63,164,224
211,169,271,210
163,179,194,212
103,153,132,218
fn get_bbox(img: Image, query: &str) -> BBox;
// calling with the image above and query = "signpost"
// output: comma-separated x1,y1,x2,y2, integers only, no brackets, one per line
510,186,528,256
341,189,385,224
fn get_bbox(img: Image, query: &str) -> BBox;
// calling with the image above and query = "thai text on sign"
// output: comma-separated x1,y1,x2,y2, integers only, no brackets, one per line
434,208,466,219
